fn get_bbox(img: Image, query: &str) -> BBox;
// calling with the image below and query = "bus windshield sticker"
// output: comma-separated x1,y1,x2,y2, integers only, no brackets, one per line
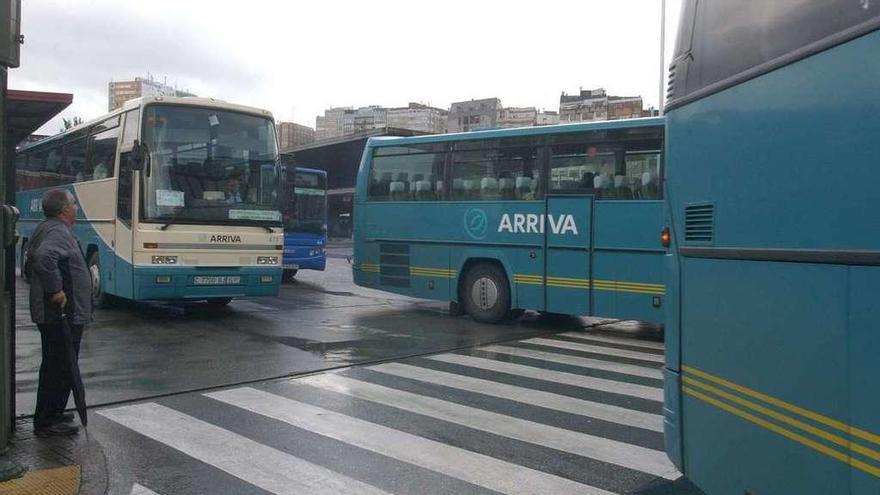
295,188,326,196
229,209,282,222
156,189,185,207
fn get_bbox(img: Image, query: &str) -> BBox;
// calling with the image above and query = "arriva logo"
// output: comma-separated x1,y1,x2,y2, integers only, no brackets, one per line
498,214,579,235
210,234,242,243
463,208,488,240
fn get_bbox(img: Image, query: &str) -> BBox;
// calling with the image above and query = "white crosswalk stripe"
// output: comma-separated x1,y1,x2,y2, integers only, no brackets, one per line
299,372,678,479
481,344,663,379
524,338,666,363
426,353,663,401
369,362,664,431
208,387,615,495
130,484,161,495
559,332,666,351
98,403,392,495
100,332,676,494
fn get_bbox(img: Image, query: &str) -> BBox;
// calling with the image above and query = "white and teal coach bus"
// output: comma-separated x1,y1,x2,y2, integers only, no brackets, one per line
16,96,284,307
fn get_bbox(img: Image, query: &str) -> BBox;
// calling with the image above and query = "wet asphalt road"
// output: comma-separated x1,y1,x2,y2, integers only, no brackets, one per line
14,245,701,495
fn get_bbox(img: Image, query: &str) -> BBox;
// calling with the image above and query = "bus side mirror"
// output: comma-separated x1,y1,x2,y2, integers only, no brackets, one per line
130,140,150,175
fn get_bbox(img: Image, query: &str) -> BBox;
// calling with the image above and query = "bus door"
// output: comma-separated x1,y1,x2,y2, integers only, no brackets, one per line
112,152,136,298
544,194,592,314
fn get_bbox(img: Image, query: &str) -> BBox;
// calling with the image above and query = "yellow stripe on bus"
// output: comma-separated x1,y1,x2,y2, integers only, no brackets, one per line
683,376,880,463
683,365,880,447
683,386,880,479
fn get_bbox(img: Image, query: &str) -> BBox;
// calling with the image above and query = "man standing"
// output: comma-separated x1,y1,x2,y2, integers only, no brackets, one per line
26,189,92,437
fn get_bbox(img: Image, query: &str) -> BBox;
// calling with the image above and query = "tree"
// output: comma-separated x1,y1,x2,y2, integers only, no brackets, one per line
61,116,83,131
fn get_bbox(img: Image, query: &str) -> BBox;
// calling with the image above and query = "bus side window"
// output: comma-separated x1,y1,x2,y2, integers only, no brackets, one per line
550,143,606,197
369,149,444,201
451,146,539,201
625,151,662,200
87,125,120,181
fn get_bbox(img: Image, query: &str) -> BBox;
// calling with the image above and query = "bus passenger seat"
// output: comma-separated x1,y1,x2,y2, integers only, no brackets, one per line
415,180,433,200
516,176,532,199
389,181,406,201
452,179,465,199
499,178,515,199
480,177,499,199
463,179,477,199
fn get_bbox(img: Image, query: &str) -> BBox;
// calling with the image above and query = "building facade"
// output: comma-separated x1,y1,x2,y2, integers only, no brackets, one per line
447,98,502,133
386,103,447,134
276,122,316,152
558,88,645,123
497,106,537,128
108,76,196,111
537,111,560,126
315,103,447,140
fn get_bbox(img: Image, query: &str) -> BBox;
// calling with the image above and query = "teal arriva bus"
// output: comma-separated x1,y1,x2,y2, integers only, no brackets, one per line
663,2,880,494
353,118,665,323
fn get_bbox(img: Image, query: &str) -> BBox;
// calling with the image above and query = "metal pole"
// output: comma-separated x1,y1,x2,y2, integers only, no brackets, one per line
659,0,666,115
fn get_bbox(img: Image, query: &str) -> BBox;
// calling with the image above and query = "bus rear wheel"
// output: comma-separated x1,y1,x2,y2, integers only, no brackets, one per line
461,263,511,324
283,269,298,283
206,297,233,307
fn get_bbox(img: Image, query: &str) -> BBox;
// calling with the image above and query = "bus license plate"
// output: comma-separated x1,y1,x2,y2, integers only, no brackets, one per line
193,276,241,285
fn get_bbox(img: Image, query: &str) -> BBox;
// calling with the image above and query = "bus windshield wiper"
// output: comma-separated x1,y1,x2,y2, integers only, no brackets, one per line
159,211,185,230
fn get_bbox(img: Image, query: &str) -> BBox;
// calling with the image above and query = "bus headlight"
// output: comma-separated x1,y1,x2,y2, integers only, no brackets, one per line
257,256,279,265
152,256,178,264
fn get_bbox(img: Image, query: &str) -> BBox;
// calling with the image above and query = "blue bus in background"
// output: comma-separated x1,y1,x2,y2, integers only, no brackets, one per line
353,118,665,323
282,167,327,281
664,2,880,494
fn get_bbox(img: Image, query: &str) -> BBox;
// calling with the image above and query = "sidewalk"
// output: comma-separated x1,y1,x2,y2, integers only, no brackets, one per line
0,418,106,494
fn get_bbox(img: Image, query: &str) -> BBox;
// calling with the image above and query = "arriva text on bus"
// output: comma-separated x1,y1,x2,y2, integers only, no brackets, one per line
497,214,578,235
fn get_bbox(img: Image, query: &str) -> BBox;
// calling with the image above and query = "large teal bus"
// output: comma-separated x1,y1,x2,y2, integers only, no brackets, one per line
16,96,284,307
353,118,665,324
663,2,880,494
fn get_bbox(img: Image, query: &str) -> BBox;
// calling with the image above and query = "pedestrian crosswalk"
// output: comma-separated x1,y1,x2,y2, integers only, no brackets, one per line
99,331,679,495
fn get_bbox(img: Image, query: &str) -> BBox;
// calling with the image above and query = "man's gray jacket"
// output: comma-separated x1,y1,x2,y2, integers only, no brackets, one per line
27,218,94,325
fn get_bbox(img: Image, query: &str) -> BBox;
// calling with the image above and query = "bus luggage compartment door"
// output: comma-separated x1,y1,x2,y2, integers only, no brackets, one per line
544,195,592,315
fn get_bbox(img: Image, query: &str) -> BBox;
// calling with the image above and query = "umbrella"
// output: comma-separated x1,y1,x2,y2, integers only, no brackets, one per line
60,314,87,427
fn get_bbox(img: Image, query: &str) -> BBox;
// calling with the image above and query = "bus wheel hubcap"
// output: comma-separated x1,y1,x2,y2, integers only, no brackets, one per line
90,264,101,299
472,277,498,310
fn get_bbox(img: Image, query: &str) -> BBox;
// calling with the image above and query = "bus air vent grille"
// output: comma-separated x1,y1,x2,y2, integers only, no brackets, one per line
379,243,410,288
684,203,714,243
667,63,677,101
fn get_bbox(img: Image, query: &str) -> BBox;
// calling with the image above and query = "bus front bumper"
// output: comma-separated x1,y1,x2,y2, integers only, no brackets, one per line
133,265,282,300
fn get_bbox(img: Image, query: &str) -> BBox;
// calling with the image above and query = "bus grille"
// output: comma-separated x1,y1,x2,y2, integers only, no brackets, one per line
684,203,714,243
379,243,410,288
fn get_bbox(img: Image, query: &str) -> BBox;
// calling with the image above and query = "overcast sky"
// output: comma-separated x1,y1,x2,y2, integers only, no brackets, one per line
12,0,681,135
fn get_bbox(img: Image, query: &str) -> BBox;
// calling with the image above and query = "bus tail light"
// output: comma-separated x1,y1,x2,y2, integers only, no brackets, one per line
260,275,274,283
661,227,671,248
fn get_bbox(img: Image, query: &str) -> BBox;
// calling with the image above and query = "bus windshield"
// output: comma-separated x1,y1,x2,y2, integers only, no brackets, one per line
141,104,282,225
284,170,326,234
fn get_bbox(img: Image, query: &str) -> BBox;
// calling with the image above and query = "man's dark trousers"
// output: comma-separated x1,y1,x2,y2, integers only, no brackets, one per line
34,321,83,429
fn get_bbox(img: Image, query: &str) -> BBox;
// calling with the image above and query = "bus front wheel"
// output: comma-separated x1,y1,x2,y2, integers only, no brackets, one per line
461,263,511,324
20,240,29,282
87,252,113,309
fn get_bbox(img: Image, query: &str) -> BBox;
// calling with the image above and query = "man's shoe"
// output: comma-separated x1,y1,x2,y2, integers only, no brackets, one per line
34,422,79,437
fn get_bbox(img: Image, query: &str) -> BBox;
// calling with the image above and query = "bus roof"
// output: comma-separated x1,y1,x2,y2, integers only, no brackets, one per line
20,96,274,153
366,116,665,148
